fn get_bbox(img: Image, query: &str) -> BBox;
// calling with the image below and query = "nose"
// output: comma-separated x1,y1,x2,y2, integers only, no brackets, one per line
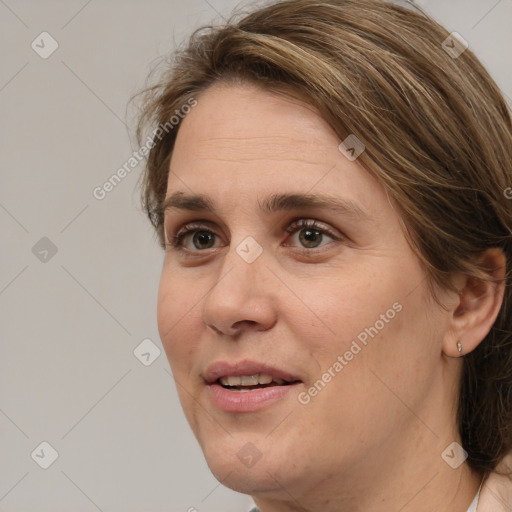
201,243,277,338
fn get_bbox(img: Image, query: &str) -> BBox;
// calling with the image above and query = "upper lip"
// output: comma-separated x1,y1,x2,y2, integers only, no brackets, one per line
203,360,302,384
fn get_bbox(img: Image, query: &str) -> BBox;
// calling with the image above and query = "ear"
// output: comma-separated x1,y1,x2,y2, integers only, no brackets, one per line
442,247,507,358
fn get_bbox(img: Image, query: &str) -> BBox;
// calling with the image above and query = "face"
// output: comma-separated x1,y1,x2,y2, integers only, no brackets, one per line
157,82,453,500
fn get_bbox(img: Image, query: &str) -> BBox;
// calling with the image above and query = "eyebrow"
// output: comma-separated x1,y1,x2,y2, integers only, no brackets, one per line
162,191,371,221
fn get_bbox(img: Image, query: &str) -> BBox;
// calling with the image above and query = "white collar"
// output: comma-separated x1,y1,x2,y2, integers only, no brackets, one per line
466,477,484,512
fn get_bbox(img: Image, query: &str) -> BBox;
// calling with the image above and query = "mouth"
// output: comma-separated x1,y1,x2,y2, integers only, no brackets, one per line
216,373,301,392
203,360,303,412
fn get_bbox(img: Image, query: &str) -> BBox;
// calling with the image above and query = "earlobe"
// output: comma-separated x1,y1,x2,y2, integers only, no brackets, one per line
442,247,506,358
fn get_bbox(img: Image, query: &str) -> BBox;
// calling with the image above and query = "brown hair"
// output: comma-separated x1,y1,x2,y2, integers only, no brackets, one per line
135,0,512,477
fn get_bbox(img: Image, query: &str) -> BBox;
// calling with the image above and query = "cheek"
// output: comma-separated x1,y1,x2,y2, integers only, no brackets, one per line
299,256,431,385
156,273,175,345
156,270,199,368
320,283,436,415
294,267,397,347
157,265,197,331
296,302,433,455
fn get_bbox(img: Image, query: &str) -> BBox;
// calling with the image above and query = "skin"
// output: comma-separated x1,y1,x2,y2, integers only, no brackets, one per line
157,82,506,512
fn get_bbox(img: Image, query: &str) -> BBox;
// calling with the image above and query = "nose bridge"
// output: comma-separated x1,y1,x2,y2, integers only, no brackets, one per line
201,233,273,334
210,233,266,298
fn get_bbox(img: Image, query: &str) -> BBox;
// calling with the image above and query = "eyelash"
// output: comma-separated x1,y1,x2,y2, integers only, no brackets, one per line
166,218,341,255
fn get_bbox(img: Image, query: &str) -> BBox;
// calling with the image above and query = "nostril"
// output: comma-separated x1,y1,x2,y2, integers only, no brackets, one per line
233,320,257,329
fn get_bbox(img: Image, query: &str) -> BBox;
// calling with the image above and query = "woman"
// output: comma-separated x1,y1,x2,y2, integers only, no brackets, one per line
135,0,512,510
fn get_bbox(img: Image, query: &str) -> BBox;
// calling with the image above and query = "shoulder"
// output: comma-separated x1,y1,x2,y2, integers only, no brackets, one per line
477,451,512,511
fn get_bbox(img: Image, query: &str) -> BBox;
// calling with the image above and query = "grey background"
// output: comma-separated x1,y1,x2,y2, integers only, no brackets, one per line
1,0,511,511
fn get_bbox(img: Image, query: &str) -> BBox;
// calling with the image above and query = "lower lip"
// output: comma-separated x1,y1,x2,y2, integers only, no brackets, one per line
207,382,301,413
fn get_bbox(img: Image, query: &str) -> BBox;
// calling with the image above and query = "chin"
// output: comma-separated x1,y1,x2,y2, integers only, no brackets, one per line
198,432,308,498
206,456,297,497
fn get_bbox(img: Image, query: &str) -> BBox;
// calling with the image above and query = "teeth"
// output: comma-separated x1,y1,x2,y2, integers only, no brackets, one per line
219,373,285,386
241,375,260,386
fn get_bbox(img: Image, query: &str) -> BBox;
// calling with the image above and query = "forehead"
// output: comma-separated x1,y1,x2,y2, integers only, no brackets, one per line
167,82,390,223
171,82,341,167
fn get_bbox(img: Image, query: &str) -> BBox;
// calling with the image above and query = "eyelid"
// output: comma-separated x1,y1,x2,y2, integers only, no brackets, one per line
175,220,217,238
284,218,340,239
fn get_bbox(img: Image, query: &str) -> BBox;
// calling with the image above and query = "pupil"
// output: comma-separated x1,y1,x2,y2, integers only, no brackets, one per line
193,231,214,249
300,228,322,248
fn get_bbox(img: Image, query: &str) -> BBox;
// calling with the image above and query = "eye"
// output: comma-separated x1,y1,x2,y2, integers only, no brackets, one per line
283,218,338,250
167,222,222,252
166,218,340,254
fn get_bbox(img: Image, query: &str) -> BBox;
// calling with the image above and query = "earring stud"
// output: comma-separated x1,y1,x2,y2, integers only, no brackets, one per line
457,341,462,353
